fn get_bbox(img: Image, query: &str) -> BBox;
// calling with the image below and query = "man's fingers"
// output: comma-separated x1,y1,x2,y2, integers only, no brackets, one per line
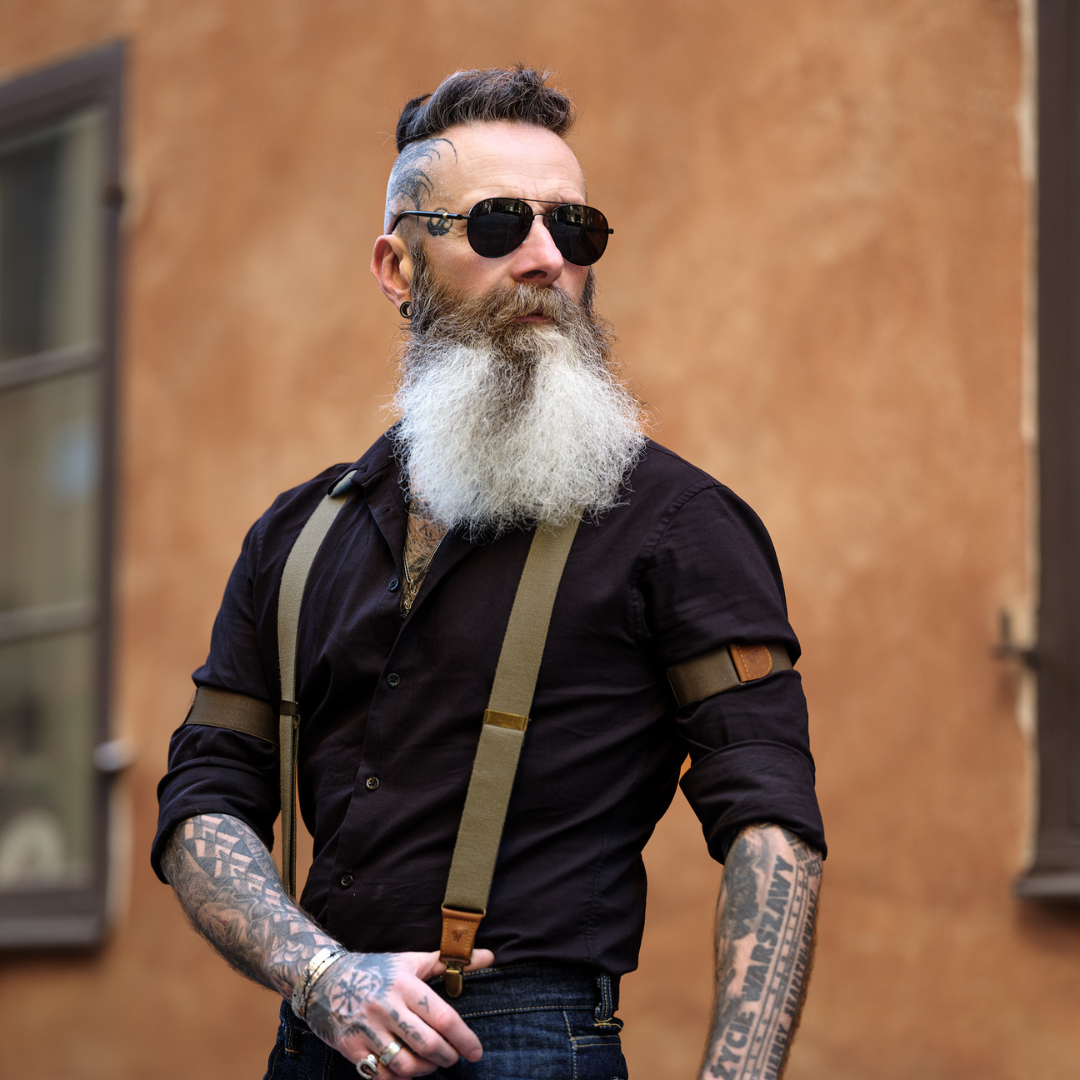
323,952,488,1071
364,1040,439,1078
413,947,494,978
343,1016,453,1076
402,982,484,1063
465,948,494,971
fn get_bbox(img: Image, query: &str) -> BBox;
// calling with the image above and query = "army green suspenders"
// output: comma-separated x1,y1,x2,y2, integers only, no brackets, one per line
182,474,790,996
436,517,579,996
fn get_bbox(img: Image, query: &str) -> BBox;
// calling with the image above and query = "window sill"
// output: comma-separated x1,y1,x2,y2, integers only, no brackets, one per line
1014,870,1080,901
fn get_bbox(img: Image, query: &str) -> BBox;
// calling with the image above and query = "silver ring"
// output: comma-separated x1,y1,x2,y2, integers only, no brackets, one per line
356,1053,380,1078
379,1041,403,1068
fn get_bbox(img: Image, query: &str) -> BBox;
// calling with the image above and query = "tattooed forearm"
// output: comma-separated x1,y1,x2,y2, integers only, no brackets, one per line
161,813,336,995
700,824,822,1080
164,815,485,1072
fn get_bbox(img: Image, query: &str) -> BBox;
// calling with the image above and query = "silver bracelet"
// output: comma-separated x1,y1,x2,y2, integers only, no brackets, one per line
291,945,348,1020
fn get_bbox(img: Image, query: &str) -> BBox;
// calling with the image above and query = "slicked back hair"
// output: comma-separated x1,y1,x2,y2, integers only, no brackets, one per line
395,66,575,152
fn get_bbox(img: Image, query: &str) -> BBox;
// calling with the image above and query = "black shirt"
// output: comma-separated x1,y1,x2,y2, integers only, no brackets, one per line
152,435,825,976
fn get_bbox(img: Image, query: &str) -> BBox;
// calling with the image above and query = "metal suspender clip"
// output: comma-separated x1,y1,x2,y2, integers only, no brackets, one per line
439,906,485,998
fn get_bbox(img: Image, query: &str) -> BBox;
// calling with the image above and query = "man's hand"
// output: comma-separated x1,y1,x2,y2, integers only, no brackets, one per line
162,813,493,1075
305,949,491,1074
698,823,822,1080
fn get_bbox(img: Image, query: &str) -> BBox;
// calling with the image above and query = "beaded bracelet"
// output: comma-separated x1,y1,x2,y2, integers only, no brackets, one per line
291,945,348,1020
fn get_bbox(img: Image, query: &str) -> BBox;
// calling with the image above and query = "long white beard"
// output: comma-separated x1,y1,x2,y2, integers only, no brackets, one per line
392,322,646,537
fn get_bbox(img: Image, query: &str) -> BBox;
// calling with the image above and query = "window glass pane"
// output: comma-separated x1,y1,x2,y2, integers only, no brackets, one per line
0,107,104,361
0,630,95,890
0,369,100,613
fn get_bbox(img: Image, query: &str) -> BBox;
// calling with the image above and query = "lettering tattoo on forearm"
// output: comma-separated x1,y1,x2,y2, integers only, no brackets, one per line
161,813,337,995
703,825,822,1080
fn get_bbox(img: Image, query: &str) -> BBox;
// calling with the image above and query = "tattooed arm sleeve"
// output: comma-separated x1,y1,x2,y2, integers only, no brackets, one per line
162,813,488,1072
699,824,822,1080
160,812,337,995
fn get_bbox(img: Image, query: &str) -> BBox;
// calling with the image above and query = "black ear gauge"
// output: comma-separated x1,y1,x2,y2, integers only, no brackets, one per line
399,300,413,319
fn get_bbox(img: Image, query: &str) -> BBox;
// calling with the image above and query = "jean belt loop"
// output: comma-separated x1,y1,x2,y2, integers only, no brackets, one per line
282,1000,299,1054
593,971,620,1025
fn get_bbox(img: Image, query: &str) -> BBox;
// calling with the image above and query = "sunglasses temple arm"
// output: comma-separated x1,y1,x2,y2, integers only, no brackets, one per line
390,210,468,232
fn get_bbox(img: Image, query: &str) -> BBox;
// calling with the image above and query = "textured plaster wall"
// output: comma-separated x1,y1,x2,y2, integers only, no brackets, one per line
0,2,1068,1078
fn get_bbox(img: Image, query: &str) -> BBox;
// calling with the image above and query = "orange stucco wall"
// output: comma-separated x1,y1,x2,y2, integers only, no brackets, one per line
1,2,1072,1078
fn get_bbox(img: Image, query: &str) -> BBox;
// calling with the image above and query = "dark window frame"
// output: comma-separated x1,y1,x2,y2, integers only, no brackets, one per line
1017,2,1080,899
0,41,125,946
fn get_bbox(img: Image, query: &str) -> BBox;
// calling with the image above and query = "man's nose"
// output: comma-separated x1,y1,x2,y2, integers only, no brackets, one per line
509,215,565,284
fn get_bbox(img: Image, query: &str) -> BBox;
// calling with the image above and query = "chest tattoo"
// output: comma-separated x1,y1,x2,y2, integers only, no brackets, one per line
401,512,448,616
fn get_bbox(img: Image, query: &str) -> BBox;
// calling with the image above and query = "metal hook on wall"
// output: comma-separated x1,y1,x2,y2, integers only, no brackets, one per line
994,609,1038,668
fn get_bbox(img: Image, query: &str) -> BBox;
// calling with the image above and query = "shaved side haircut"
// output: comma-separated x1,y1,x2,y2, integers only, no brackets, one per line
384,66,576,231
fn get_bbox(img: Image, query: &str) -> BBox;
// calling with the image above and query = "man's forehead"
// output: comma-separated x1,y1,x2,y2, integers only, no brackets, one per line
431,121,586,205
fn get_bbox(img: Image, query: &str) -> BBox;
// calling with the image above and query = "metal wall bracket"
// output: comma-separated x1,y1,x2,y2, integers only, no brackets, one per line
994,609,1038,668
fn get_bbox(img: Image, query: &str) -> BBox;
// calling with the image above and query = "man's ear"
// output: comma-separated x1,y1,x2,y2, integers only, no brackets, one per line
371,233,414,307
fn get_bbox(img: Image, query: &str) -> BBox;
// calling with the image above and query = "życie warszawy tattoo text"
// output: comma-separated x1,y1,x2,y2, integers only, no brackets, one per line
702,824,822,1080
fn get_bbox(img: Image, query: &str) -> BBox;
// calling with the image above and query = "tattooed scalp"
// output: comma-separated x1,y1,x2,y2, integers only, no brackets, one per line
384,137,457,231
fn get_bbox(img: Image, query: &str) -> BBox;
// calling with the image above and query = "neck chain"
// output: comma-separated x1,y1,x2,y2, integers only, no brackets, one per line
400,513,448,616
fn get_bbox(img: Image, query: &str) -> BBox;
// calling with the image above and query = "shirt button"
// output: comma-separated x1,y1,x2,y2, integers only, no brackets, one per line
365,776,380,791
389,577,400,592
386,673,400,688
339,873,353,888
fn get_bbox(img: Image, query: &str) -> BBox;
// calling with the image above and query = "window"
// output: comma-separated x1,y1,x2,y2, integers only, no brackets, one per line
0,43,124,945
1018,2,1080,898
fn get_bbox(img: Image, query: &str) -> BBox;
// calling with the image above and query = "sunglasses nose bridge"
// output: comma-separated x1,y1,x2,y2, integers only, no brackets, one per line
512,210,571,275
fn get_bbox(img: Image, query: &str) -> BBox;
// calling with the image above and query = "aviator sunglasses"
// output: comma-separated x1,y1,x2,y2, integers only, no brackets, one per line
389,198,614,266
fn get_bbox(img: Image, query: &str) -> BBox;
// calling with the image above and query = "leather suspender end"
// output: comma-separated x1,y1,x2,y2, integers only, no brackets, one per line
439,906,484,998
482,709,529,731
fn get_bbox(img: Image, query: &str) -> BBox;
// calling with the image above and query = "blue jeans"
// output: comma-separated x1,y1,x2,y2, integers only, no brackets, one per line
263,962,628,1080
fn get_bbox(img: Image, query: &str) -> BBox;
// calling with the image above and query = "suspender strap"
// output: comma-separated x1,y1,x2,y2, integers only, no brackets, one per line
666,641,792,708
182,477,572,925
439,515,580,996
275,471,356,899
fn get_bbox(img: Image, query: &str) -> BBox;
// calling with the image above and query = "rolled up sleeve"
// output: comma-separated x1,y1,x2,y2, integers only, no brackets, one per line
150,517,281,883
640,482,826,863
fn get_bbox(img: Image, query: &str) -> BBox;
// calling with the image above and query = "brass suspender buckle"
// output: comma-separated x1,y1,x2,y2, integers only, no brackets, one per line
443,960,465,999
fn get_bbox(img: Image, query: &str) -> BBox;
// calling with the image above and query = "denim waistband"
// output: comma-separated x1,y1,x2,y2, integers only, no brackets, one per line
429,962,621,1026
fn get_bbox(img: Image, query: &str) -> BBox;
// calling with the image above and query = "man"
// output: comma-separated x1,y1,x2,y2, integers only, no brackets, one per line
153,67,825,1080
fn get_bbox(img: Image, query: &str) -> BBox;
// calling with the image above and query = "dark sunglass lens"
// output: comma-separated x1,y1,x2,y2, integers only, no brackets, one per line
548,205,611,265
467,199,533,258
